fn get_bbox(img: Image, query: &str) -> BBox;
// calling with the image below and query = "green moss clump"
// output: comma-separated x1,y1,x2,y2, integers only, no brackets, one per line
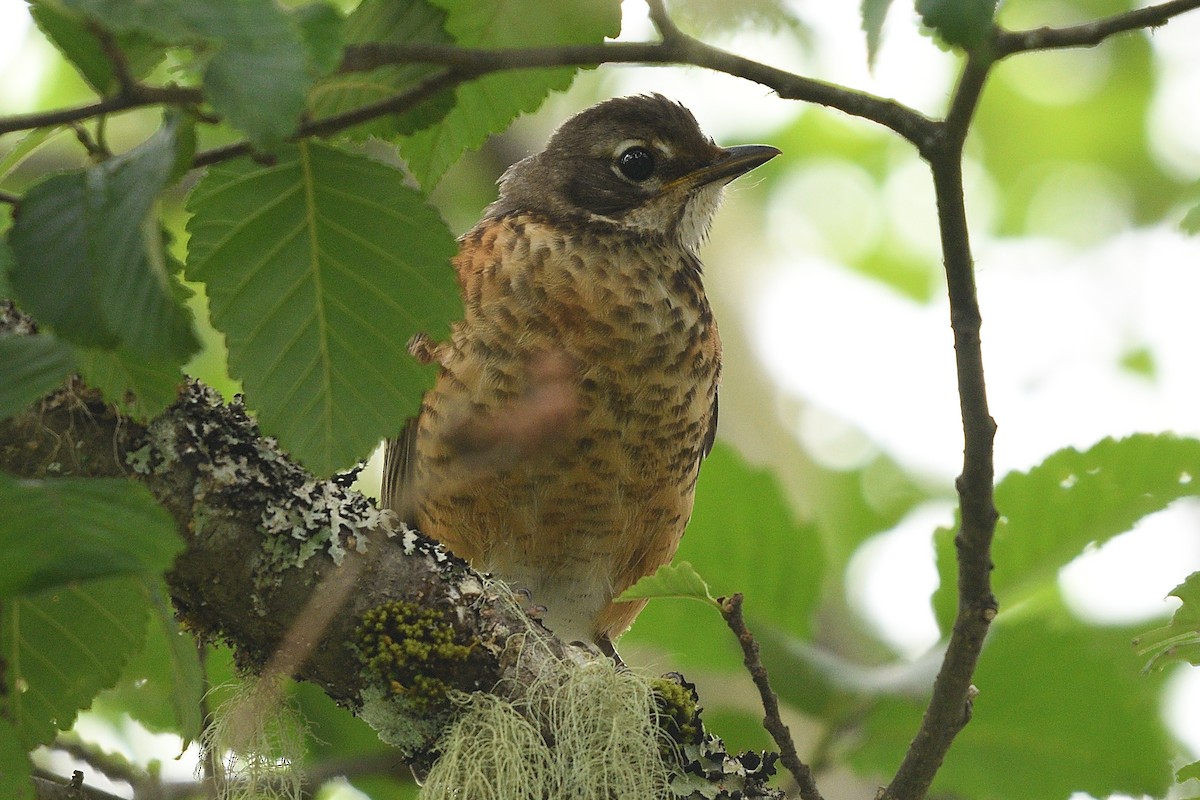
354,600,475,711
651,675,703,748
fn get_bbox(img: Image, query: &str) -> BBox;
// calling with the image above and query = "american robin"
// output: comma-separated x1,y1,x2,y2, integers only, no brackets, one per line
383,94,778,648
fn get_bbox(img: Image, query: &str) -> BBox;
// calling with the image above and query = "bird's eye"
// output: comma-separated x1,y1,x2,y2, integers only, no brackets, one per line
617,146,655,181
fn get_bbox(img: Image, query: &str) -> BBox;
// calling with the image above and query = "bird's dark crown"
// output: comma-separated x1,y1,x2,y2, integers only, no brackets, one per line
488,94,728,242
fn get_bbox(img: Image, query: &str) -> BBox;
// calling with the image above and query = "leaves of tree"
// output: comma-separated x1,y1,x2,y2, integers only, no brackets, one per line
309,0,455,139
0,474,181,598
620,561,719,606
916,0,997,50
399,0,622,189
0,335,75,420
1,577,150,750
8,117,200,365
1136,571,1200,672
861,0,894,66
73,346,182,420
60,0,314,149
29,1,163,94
185,141,460,474
933,434,1200,631
852,612,1174,800
0,723,31,800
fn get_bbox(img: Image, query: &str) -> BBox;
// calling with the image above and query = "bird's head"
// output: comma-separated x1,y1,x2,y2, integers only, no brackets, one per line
491,94,779,252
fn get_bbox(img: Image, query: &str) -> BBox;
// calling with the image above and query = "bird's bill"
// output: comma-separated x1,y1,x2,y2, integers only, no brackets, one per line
673,143,781,191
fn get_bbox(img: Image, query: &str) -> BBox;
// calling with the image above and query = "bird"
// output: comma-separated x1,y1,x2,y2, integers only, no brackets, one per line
383,94,779,650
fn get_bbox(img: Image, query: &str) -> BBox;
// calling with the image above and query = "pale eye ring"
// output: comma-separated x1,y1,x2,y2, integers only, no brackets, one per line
616,146,655,181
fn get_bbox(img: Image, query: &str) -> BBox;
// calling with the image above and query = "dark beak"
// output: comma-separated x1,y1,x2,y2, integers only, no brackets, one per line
691,143,781,187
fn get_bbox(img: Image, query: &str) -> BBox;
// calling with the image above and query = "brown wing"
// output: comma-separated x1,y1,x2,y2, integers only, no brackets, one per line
381,418,418,526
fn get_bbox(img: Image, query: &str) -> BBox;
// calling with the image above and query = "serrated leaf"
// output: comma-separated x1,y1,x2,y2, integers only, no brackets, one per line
61,0,311,149
933,434,1200,631
310,0,455,139
74,345,182,420
861,0,893,66
95,580,202,744
400,0,622,189
8,117,200,363
295,2,345,78
853,612,1174,800
185,141,460,474
619,561,718,606
1,576,150,749
29,1,164,94
0,474,182,598
1135,571,1200,672
0,722,32,800
0,334,76,419
916,0,996,50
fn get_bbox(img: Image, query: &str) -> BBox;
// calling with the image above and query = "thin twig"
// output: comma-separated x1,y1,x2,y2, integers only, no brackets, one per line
0,85,202,136
721,593,823,800
995,0,1200,56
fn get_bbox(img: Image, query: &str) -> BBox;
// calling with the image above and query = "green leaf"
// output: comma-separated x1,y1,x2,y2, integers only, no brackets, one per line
1179,760,1200,783
0,240,12,299
310,0,455,139
1,577,151,749
933,435,1200,631
185,141,460,474
0,474,182,598
916,0,996,50
399,0,622,189
29,1,163,93
861,0,893,66
1183,200,1200,236
95,580,202,744
0,722,32,800
624,444,827,667
619,562,719,607
8,117,201,363
853,612,1175,800
74,345,182,420
1135,571,1200,671
61,0,311,149
0,335,76,419
295,2,345,78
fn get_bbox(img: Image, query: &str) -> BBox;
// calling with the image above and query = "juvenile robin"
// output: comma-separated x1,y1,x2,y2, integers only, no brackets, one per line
383,94,778,649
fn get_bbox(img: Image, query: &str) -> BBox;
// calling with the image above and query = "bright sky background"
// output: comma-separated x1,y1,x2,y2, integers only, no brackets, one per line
4,1,1200,796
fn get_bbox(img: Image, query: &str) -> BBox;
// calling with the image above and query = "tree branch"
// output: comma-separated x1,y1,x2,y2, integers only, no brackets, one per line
995,0,1200,56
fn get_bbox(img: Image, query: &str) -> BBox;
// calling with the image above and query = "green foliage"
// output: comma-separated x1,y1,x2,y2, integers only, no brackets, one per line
854,611,1175,800
1,577,150,749
861,0,894,65
916,0,997,50
933,434,1200,631
1184,200,1200,235
185,141,459,474
1137,571,1200,672
9,116,199,363
398,0,623,189
0,474,181,597
0,334,75,419
620,561,719,606
29,2,161,94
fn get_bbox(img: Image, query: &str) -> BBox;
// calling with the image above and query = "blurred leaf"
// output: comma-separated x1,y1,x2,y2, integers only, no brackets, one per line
1179,760,1200,782
400,0,622,189
1136,571,1200,672
185,141,460,474
74,345,182,420
0,474,182,598
853,612,1174,800
95,580,202,744
1119,345,1156,378
0,723,31,800
29,1,163,93
933,434,1200,631
665,0,808,37
861,0,894,66
916,0,997,49
8,117,200,363
61,0,311,148
295,1,345,78
0,334,76,419
0,128,58,184
310,0,455,139
0,577,150,749
625,444,826,668
620,561,718,606
1183,200,1200,236
0,239,11,299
